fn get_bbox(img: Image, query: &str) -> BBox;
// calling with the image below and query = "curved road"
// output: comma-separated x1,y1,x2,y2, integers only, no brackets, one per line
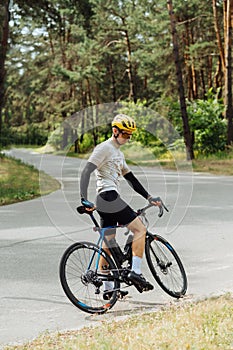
0,149,233,348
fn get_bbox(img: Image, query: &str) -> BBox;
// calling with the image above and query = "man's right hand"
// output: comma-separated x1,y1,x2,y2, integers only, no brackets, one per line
148,196,162,207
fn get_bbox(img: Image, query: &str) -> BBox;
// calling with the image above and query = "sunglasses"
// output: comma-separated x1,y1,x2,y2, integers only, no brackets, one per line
120,130,133,139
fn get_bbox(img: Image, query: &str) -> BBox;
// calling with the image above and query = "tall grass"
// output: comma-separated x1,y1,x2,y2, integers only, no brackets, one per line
4,294,233,350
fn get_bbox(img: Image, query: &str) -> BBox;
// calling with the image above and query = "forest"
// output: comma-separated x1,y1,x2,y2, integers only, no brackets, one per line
0,0,232,160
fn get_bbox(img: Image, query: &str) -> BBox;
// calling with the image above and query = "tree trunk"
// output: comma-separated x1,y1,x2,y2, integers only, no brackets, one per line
200,69,206,98
191,63,198,99
123,28,137,103
167,0,194,160
214,56,224,91
0,0,10,141
213,0,226,70
108,57,117,102
207,55,213,89
225,0,233,144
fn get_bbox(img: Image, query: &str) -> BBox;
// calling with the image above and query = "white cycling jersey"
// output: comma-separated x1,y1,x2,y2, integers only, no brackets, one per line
88,138,130,194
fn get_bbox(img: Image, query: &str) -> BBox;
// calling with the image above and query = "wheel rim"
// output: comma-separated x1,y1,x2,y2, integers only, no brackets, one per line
148,238,187,296
60,243,119,313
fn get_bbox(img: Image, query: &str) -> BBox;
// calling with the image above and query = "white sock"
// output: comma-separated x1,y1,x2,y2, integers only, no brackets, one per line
103,280,114,291
132,256,142,274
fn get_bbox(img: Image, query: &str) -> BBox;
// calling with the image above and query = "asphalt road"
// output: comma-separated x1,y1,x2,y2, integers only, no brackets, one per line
1,149,233,348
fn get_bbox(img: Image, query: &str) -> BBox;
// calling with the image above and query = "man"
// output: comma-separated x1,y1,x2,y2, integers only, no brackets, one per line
80,114,161,299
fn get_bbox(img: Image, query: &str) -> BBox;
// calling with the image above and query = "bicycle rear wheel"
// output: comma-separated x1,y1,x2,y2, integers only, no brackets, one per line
60,241,120,314
145,233,187,298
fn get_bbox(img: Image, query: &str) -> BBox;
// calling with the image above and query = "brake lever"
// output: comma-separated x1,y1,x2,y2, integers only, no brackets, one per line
158,205,164,217
162,200,169,212
158,201,169,217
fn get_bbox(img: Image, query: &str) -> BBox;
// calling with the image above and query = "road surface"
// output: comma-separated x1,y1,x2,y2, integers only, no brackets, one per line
0,149,233,348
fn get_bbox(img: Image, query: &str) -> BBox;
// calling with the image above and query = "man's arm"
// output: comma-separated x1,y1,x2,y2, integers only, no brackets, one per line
124,171,162,207
80,161,97,199
123,171,150,199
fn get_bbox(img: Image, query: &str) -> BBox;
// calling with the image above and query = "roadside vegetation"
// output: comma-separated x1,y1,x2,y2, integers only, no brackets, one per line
4,294,233,350
0,154,60,206
67,141,233,176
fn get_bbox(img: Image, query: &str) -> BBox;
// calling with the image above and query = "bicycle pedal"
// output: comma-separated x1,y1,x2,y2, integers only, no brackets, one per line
142,284,154,292
133,283,144,293
134,282,154,293
117,290,129,299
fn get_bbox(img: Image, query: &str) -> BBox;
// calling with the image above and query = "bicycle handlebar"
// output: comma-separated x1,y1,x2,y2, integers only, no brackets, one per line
77,199,169,221
137,200,169,218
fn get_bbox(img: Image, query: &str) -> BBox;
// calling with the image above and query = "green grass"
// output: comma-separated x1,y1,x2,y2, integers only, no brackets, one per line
0,155,60,205
121,143,233,175
4,294,233,350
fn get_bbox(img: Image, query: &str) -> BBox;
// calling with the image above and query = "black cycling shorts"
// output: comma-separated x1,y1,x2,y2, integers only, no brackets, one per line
96,190,137,230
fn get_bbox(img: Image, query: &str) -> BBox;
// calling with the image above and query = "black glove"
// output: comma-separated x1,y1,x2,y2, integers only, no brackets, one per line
81,198,95,209
148,196,162,205
148,196,169,216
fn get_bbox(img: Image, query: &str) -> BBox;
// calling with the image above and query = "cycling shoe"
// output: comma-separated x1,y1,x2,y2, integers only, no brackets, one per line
127,271,154,293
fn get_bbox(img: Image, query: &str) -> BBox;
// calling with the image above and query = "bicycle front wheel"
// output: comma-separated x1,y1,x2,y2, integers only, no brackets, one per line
145,233,187,298
60,241,120,314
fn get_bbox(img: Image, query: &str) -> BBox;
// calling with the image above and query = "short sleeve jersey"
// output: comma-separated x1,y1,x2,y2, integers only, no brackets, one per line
88,138,130,194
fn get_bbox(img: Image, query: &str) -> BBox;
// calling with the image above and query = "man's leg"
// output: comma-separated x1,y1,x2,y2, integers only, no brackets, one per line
98,233,128,299
127,217,153,290
127,216,146,259
98,232,115,271
98,233,116,297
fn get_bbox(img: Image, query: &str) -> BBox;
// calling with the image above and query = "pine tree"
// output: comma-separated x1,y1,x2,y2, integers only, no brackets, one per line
0,0,10,142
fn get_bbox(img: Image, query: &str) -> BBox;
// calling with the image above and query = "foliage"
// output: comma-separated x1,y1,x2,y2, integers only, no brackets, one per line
0,0,232,156
167,90,226,154
117,100,175,157
0,123,48,146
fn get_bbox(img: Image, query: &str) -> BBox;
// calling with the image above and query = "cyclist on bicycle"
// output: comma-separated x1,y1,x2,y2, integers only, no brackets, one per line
80,114,161,298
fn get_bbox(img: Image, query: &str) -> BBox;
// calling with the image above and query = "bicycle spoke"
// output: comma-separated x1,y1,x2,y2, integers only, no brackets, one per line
60,242,120,314
146,234,187,298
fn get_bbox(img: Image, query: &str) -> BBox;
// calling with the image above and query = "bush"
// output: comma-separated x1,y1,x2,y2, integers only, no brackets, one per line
195,119,227,154
167,90,226,155
0,123,48,147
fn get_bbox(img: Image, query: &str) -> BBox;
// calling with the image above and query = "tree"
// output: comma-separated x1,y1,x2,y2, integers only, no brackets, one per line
1,0,231,154
167,0,194,160
0,0,10,141
213,0,233,144
224,0,233,144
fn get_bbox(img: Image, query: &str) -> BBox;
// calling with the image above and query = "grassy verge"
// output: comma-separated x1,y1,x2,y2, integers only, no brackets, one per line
123,143,233,175
191,158,233,175
148,158,233,176
0,155,60,205
4,294,233,350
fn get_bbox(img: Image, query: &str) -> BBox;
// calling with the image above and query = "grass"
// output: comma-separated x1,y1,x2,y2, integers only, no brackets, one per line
4,294,233,350
121,143,233,176
191,158,233,175
0,155,60,205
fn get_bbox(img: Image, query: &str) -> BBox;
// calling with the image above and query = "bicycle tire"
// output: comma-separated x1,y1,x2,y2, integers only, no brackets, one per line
145,233,187,298
60,241,120,314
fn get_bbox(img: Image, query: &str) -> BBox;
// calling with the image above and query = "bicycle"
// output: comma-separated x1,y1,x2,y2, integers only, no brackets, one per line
59,202,187,314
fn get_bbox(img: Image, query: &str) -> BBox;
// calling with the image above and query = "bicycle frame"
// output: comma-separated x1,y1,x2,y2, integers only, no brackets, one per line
85,211,125,270
77,202,168,274
87,226,114,271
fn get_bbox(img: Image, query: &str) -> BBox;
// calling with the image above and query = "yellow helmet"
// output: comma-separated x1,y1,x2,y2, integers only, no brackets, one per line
112,114,136,132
